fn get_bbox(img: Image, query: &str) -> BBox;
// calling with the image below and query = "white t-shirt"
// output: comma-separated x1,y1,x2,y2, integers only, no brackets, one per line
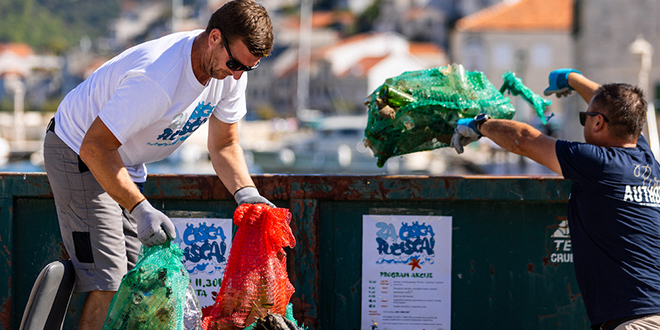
54,30,247,182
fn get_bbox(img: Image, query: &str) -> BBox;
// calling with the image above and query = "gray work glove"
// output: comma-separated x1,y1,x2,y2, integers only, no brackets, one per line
450,118,482,154
131,199,176,247
234,186,275,208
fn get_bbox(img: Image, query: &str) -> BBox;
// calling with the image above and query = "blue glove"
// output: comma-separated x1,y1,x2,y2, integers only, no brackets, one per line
131,200,176,247
234,186,275,208
450,118,482,154
544,68,582,97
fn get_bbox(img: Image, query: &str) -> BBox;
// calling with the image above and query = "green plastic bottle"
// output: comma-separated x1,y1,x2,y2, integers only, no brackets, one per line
379,85,416,107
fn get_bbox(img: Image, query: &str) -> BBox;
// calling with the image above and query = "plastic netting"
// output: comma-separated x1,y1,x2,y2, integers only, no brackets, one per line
364,64,551,167
247,304,301,330
202,204,297,330
499,70,552,125
103,241,202,330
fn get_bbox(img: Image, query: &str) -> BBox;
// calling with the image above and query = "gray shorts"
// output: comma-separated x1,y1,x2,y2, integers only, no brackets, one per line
614,314,660,329
43,131,141,292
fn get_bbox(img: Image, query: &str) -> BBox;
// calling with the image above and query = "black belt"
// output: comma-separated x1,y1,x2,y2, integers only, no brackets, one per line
47,117,55,132
47,118,89,173
595,313,660,330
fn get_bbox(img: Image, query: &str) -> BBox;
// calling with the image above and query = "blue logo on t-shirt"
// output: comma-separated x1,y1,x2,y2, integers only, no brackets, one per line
149,101,214,146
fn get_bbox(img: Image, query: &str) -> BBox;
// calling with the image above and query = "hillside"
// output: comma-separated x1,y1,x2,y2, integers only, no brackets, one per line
0,0,121,53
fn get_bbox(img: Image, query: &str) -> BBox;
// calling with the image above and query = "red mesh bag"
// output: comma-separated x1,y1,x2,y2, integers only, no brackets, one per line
202,204,296,330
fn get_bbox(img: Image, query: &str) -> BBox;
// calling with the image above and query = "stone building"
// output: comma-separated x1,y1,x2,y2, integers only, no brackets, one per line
450,0,575,138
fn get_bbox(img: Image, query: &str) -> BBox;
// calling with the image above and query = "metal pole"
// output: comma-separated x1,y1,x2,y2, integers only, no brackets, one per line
629,35,657,157
172,0,183,32
13,79,25,150
4,74,26,151
297,0,312,118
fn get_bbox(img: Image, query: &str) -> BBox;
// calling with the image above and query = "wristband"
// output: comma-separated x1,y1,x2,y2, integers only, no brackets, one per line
130,198,147,213
474,113,490,136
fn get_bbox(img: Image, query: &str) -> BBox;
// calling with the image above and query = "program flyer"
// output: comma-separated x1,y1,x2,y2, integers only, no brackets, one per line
362,215,452,330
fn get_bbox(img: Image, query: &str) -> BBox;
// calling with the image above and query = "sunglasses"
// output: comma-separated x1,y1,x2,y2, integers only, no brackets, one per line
579,111,609,126
221,34,259,72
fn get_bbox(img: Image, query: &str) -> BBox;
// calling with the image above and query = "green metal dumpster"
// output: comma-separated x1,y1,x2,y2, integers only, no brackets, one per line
0,173,585,330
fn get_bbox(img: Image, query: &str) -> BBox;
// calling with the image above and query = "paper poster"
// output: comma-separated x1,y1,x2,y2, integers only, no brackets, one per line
171,217,232,309
362,215,452,330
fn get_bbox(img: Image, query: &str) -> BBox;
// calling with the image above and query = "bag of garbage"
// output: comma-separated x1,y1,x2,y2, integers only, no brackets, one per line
202,204,297,330
364,63,551,167
103,241,202,330
251,309,300,330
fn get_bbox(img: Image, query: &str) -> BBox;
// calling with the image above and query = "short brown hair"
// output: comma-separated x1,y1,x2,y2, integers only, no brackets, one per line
591,83,647,142
205,0,273,57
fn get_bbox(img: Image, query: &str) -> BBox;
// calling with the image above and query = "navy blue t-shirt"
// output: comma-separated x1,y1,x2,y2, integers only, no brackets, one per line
556,135,660,325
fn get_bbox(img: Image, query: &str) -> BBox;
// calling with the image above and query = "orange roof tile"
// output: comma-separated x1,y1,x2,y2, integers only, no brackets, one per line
282,11,355,30
312,11,355,28
0,43,34,57
341,56,387,77
404,5,442,21
409,42,445,55
456,0,573,31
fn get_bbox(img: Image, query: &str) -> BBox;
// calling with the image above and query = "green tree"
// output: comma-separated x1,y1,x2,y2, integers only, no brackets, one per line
354,0,381,34
0,0,120,53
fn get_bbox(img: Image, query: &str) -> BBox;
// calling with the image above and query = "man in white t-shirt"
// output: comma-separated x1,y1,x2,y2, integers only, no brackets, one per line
43,0,274,328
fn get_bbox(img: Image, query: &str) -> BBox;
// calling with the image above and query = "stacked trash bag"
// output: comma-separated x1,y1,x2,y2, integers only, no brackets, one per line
202,204,299,330
363,63,552,167
102,203,304,330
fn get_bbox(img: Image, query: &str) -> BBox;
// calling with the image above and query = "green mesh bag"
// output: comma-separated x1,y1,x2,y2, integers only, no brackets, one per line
364,64,551,167
102,241,202,330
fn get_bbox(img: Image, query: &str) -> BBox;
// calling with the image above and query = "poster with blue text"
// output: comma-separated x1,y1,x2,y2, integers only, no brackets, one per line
172,217,232,309
362,215,452,330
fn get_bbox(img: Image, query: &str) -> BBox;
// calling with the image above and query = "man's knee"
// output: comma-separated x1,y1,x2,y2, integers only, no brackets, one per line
80,290,116,330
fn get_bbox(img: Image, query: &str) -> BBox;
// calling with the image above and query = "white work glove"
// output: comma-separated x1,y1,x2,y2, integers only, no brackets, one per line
450,118,482,154
131,200,176,247
234,186,275,208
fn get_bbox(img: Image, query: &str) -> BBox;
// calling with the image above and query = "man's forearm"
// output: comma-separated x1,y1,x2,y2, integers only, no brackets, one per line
481,120,540,157
209,142,254,195
568,72,600,104
79,117,145,211
80,145,145,211
480,119,562,174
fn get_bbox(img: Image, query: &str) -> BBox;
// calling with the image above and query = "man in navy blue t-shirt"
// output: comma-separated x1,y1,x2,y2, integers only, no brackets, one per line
452,69,660,330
